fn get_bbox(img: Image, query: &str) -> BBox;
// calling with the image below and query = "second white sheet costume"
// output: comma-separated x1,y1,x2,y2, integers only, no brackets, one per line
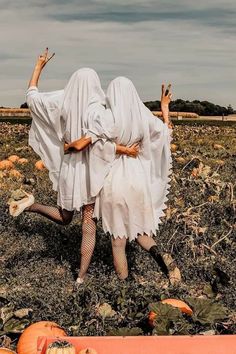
90,77,173,241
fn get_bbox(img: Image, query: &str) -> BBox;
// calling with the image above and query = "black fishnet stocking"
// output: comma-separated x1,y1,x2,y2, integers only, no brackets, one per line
77,203,96,280
25,203,74,225
111,237,128,280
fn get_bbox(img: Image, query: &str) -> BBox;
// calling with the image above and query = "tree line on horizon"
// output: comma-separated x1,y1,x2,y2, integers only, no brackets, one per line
0,99,235,117
144,99,235,116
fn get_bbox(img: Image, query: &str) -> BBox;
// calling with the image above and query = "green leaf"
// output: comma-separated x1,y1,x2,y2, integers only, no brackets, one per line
3,318,30,333
186,298,228,325
152,318,170,335
0,306,14,324
97,303,116,319
149,302,182,321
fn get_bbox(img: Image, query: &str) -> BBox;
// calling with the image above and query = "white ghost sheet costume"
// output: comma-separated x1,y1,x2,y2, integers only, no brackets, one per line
90,77,173,242
26,68,116,211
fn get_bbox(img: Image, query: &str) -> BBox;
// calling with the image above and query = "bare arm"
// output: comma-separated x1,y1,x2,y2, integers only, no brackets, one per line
116,143,140,158
161,84,173,128
28,47,55,88
64,137,92,153
64,138,140,158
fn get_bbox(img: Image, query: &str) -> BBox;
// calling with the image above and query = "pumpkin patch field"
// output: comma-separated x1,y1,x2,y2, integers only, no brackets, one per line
0,121,235,351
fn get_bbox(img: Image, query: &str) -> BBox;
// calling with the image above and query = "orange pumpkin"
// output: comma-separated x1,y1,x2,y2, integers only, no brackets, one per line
35,160,46,170
161,299,193,315
0,349,16,354
8,155,20,163
79,349,98,354
0,160,14,170
9,169,23,178
17,158,28,165
17,321,66,354
148,299,193,327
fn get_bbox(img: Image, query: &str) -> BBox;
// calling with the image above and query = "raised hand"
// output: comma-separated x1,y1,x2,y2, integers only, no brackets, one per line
161,84,172,107
36,47,55,69
28,48,55,88
161,83,172,125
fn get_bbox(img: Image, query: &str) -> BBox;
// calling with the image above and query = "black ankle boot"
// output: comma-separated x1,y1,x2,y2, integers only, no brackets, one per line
149,246,169,276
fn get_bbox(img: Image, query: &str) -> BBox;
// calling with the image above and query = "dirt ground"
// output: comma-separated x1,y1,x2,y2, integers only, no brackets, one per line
0,121,235,346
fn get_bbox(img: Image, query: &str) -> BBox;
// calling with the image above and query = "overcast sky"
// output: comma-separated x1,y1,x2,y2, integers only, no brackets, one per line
0,0,235,107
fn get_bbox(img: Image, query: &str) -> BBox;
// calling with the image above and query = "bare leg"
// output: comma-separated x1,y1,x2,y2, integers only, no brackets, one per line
77,203,96,281
136,234,157,251
25,203,74,225
111,237,128,280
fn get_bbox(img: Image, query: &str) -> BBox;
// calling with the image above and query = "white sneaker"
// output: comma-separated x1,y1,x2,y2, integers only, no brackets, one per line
74,277,84,288
9,193,35,217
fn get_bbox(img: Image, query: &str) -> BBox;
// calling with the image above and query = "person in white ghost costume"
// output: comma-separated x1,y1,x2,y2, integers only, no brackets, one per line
68,77,181,285
9,48,139,286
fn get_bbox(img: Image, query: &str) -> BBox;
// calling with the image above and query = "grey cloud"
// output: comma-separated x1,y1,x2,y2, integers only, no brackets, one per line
0,0,235,107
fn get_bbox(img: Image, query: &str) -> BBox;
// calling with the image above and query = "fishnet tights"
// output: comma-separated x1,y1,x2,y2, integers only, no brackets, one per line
111,237,128,280
26,203,74,225
78,204,96,279
25,202,96,280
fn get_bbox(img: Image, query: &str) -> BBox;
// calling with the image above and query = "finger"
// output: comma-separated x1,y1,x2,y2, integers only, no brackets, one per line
161,84,165,97
168,93,173,100
165,84,171,96
44,47,49,57
165,84,171,97
46,53,55,63
133,143,139,148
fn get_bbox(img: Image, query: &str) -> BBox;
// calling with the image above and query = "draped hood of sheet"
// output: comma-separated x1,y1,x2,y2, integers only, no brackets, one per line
26,68,115,210
92,77,173,241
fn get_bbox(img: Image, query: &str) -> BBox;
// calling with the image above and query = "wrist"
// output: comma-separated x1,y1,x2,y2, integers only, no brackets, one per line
34,63,43,71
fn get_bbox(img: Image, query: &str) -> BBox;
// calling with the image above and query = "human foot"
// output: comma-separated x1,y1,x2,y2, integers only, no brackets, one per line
162,253,181,286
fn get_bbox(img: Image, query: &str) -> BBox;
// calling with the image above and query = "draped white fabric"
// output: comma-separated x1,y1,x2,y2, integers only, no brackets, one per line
27,68,115,210
93,77,173,241
27,87,65,191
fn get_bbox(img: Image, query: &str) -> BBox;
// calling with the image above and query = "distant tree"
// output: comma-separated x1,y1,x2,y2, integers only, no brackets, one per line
20,102,28,108
144,98,234,116
227,104,234,115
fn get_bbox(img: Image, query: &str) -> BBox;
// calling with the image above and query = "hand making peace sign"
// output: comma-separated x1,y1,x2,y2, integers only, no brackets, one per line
36,47,55,69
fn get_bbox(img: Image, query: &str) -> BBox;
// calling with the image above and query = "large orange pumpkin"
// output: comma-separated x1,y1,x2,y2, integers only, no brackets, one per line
17,321,66,354
0,160,14,170
0,349,16,354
